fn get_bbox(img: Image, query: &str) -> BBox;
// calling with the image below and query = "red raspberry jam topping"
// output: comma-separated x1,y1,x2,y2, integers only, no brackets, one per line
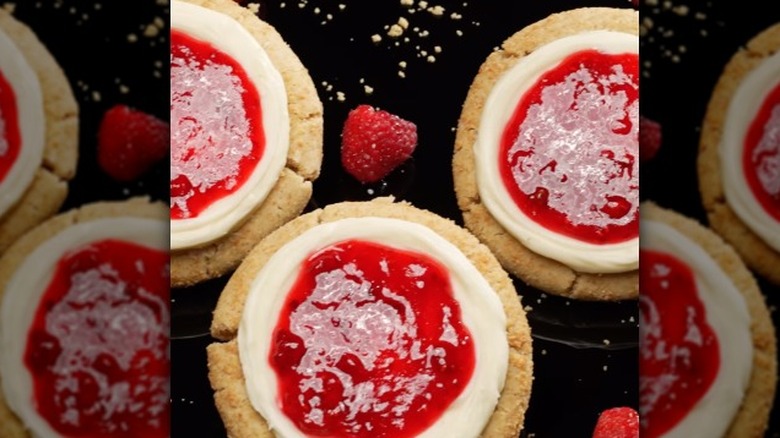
269,240,476,437
24,239,169,437
500,50,639,244
170,29,265,220
639,249,719,437
0,70,21,184
743,81,780,221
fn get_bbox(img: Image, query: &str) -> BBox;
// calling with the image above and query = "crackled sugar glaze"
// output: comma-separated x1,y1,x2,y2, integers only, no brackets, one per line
24,240,169,437
270,240,476,437
170,29,265,220
0,70,20,184
639,249,719,437
500,49,639,244
744,81,780,221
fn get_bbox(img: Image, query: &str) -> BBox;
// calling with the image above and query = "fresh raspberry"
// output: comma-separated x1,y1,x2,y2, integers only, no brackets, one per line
341,104,418,183
639,115,662,161
593,407,639,438
98,104,169,182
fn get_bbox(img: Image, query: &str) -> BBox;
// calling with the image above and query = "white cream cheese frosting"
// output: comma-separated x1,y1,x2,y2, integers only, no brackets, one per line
170,0,289,250
0,217,168,438
640,220,753,438
474,30,639,273
238,217,509,438
0,25,45,220
719,50,780,252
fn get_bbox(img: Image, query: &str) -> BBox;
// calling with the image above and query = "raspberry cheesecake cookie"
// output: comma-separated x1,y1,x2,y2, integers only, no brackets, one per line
171,0,323,287
698,23,780,284
0,198,169,438
453,7,639,300
640,202,776,437
0,10,78,254
207,198,533,437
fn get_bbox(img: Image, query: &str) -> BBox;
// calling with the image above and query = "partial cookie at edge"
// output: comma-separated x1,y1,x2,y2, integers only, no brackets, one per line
697,23,780,284
0,198,168,437
170,0,323,287
642,202,776,437
0,10,79,254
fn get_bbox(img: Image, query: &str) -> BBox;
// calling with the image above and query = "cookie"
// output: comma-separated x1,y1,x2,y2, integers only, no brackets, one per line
0,198,168,438
640,202,776,437
170,0,323,288
698,23,780,284
207,197,533,438
452,7,639,301
0,9,79,254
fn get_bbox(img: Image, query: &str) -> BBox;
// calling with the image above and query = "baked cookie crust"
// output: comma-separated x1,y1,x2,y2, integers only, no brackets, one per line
642,202,777,437
0,10,79,254
0,197,167,438
171,0,323,288
698,23,780,285
207,197,534,438
452,7,638,301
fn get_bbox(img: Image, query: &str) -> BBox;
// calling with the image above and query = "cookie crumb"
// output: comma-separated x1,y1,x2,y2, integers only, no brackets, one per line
398,70,406,78
426,55,436,63
339,3,345,9
388,24,404,37
450,12,462,20
91,91,102,102
127,33,138,43
434,45,442,53
364,85,374,95
672,4,688,16
400,0,414,5
398,16,409,29
371,34,382,43
455,29,463,36
429,5,444,15
119,85,130,94
336,91,346,102
247,2,260,13
399,61,407,69
144,23,160,38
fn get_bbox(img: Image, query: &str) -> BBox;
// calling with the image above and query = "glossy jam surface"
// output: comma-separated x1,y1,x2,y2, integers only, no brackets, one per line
24,240,169,437
639,249,719,437
744,80,780,221
500,50,639,244
0,70,21,184
269,240,476,437
170,29,265,220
